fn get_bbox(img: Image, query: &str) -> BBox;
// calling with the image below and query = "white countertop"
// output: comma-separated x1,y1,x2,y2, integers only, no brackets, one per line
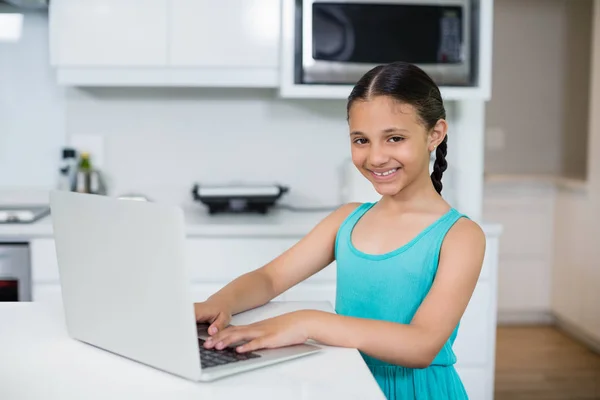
0,301,385,400
0,204,503,240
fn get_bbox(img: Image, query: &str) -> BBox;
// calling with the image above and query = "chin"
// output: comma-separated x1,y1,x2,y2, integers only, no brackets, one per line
371,182,405,197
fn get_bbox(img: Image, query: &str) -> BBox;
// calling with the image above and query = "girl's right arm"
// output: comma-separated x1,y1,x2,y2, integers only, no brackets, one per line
194,203,361,334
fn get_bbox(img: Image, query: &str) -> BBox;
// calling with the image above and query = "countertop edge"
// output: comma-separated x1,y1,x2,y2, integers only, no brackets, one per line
0,219,503,240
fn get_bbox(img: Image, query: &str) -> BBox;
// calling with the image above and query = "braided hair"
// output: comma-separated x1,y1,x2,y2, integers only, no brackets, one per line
346,61,448,195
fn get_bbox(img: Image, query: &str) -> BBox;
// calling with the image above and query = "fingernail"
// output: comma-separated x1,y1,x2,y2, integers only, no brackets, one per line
206,337,212,343
209,327,217,335
237,346,244,352
216,342,223,349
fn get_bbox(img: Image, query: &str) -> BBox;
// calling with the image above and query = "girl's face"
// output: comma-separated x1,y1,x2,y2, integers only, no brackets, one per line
348,96,445,197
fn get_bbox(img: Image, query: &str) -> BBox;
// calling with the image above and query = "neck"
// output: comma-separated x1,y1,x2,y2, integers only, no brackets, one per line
379,170,444,213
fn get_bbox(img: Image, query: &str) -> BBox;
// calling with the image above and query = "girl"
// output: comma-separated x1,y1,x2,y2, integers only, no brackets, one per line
195,61,486,400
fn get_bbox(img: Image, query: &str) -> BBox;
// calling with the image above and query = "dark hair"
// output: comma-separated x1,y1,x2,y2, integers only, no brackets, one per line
346,61,448,195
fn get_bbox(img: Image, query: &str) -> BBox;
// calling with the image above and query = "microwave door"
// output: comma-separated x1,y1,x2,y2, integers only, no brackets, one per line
301,0,471,86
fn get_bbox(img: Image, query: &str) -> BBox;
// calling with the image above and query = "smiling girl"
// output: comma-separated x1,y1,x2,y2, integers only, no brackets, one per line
194,61,486,399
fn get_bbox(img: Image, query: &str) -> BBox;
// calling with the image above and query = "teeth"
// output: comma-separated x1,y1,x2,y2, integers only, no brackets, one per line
373,168,398,176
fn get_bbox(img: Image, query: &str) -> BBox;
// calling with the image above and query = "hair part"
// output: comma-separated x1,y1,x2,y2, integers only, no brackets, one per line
346,61,448,195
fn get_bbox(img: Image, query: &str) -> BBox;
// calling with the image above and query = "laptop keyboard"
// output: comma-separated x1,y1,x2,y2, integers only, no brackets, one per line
198,338,261,369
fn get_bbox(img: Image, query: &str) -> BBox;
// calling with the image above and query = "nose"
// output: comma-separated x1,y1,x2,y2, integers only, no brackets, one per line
367,144,391,167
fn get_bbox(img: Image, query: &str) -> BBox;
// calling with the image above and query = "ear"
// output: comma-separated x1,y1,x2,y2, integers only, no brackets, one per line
428,119,448,152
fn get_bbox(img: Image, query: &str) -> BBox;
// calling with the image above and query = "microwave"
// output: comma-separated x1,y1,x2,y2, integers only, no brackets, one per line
297,0,474,86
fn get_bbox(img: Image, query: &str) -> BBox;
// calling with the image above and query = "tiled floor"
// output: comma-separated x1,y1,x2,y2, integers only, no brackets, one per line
495,326,600,400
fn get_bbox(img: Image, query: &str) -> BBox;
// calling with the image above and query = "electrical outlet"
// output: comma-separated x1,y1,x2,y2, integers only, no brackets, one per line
485,127,506,150
69,134,105,169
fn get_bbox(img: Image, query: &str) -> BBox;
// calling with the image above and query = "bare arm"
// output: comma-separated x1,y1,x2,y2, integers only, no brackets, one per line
205,203,362,316
303,218,486,368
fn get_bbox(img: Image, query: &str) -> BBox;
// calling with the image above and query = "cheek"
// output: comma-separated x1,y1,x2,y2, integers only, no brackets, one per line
394,143,423,166
350,147,366,166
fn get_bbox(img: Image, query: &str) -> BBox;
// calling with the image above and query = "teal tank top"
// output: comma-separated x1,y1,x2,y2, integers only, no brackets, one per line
334,202,470,399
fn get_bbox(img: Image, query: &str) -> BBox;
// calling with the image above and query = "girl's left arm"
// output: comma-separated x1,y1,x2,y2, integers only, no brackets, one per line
204,218,486,369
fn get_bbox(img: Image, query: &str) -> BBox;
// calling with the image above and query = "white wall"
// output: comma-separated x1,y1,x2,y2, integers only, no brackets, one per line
484,0,592,178
0,8,66,188
64,87,355,207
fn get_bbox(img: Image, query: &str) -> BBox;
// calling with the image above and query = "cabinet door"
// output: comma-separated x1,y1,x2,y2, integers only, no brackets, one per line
455,367,490,400
453,282,492,367
50,0,168,66
30,239,59,283
169,0,281,67
32,284,63,304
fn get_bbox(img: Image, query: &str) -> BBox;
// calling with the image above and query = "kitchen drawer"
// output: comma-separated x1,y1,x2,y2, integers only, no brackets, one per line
186,238,336,283
478,233,498,282
455,366,490,400
453,282,493,366
32,283,62,303
30,239,59,283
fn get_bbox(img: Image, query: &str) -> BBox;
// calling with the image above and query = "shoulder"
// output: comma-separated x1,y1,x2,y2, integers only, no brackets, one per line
314,202,365,232
439,217,486,269
335,202,365,218
446,217,486,248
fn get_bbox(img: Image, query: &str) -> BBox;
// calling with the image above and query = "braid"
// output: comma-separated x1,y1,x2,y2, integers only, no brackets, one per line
431,136,448,194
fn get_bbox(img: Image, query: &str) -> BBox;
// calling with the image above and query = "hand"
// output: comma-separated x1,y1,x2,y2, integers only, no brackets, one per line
194,299,232,336
203,310,312,353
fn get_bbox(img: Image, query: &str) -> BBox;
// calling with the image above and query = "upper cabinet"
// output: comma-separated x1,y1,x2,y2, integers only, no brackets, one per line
170,0,280,69
48,0,492,100
49,0,168,67
49,0,281,87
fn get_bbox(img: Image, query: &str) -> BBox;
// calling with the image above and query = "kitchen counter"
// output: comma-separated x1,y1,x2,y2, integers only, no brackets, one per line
0,300,385,400
0,204,503,240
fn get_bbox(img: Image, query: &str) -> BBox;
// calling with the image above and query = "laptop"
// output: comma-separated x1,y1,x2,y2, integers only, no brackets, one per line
49,190,322,382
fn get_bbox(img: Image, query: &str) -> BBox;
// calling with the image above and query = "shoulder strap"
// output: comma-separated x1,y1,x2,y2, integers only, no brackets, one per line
429,208,470,276
334,202,376,257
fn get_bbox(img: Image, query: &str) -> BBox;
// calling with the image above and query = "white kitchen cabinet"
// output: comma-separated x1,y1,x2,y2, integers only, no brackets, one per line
32,283,63,304
30,238,59,283
484,178,556,324
49,0,168,67
49,0,281,87
169,0,280,86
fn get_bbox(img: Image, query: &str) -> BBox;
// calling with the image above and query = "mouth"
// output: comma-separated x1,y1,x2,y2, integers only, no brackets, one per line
368,167,400,181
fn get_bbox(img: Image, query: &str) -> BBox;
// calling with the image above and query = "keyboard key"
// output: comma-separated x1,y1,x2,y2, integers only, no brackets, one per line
198,338,261,369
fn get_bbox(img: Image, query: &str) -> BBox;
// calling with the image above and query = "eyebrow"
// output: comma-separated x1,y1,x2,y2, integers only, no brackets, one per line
350,127,410,136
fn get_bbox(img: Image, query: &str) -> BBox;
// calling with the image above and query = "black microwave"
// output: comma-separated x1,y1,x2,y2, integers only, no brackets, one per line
295,0,475,86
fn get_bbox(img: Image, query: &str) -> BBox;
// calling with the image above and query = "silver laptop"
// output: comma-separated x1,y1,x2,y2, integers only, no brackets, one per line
49,190,321,382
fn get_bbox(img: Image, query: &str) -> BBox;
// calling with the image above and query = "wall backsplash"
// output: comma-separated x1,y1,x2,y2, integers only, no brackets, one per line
66,88,356,207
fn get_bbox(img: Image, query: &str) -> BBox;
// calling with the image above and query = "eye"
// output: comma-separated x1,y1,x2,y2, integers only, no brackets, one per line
388,136,405,143
353,138,368,145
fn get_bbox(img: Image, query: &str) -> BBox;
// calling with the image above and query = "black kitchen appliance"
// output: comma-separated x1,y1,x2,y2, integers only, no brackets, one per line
192,183,289,214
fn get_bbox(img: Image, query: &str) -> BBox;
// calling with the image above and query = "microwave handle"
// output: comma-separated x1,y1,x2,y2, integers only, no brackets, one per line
313,6,355,61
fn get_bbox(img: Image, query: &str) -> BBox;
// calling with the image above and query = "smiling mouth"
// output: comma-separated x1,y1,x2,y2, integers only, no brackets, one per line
368,167,400,180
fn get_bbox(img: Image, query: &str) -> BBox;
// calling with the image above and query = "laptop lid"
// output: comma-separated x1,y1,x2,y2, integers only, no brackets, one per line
50,191,201,380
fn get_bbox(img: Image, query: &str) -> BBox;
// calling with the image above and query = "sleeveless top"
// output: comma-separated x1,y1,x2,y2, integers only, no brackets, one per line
335,202,469,368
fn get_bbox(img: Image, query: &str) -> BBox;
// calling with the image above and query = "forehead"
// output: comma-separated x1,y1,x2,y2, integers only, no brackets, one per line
348,96,422,130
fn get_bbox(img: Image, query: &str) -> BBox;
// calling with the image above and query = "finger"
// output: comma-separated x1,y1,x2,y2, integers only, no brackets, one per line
194,304,213,322
203,325,236,348
208,311,229,335
236,337,270,353
207,328,259,350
